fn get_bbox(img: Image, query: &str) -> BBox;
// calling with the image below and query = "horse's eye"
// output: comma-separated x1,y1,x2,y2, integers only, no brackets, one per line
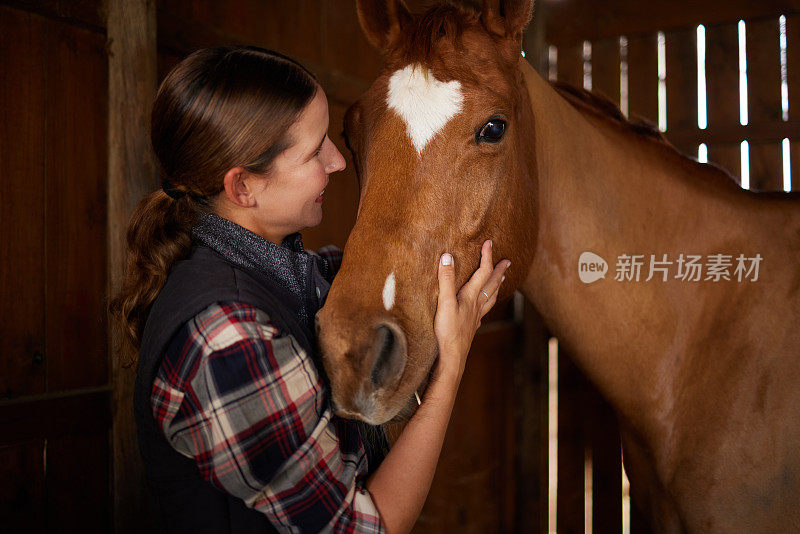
477,118,506,143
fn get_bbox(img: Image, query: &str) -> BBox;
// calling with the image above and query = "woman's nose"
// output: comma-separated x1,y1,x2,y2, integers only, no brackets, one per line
324,139,346,173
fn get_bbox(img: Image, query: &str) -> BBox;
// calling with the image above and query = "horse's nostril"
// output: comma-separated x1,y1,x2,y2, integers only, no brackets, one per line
370,323,406,387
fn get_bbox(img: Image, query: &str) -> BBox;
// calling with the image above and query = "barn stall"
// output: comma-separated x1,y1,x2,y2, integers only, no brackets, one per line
0,0,797,532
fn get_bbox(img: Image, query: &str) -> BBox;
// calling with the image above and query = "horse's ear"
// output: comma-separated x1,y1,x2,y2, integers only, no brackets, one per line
481,0,534,39
356,0,412,51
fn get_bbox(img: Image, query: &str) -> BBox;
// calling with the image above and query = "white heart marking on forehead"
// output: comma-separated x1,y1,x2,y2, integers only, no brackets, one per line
382,272,396,311
386,64,464,156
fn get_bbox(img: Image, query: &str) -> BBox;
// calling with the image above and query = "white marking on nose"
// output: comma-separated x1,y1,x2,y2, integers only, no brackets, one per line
382,272,396,311
386,64,464,156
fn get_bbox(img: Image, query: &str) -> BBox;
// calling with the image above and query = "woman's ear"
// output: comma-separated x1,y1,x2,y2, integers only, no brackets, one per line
223,167,257,207
356,0,412,50
481,0,534,40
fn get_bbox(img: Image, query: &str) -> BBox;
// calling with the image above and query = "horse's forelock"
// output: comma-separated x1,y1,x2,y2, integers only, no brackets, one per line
395,3,479,64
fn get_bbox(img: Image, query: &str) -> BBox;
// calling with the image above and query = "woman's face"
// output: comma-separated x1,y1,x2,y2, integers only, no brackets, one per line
250,87,346,243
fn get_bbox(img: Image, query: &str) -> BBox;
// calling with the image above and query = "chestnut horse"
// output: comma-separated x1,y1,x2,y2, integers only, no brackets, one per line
317,0,800,531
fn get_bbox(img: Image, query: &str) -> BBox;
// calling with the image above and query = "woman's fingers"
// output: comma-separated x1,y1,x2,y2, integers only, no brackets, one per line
479,262,511,315
437,252,457,309
460,240,495,298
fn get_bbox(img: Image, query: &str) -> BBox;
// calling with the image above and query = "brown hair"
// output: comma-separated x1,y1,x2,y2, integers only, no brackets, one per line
110,46,318,358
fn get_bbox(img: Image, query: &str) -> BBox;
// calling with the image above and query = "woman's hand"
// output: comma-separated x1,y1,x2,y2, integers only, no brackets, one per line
433,239,511,384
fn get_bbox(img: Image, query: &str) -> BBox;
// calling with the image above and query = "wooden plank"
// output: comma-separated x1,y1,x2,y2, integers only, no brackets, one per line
46,431,110,533
545,0,800,47
665,28,698,154
703,22,744,183
0,0,105,32
0,388,110,444
627,34,659,125
0,440,46,533
412,324,519,533
786,14,800,121
557,349,587,534
792,140,800,190
592,37,621,105
590,394,622,534
44,18,108,391
514,301,551,534
667,119,800,146
708,144,742,182
748,18,783,123
557,43,584,89
747,18,785,190
106,1,159,533
157,0,323,67
0,5,46,399
705,23,740,129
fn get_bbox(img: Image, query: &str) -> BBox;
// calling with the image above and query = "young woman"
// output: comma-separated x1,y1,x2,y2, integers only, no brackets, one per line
111,46,510,534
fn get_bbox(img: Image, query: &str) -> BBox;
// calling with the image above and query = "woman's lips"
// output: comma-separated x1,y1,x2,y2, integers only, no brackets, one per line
315,188,326,203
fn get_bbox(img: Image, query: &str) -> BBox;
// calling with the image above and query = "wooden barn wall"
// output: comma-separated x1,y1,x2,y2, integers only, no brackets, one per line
0,1,111,532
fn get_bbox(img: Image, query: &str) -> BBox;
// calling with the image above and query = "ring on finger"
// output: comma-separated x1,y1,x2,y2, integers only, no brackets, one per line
480,289,490,302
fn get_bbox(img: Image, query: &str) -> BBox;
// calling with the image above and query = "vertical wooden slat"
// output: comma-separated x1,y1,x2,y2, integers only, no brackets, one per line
706,23,740,129
0,440,46,533
592,37,621,105
557,350,586,534
665,28,698,154
557,43,585,89
590,395,622,534
107,0,159,532
44,19,108,391
627,33,659,125
706,24,739,130
792,141,800,190
788,15,800,189
747,18,784,190
0,5,46,399
514,302,551,534
705,23,742,181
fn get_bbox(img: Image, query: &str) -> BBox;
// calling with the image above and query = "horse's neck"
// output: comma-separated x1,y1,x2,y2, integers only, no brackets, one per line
517,59,799,435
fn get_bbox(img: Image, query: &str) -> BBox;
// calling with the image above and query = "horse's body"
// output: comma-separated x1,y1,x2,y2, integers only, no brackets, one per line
318,1,800,531
520,58,800,531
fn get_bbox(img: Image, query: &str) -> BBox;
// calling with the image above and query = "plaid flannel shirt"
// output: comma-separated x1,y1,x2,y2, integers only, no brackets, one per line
150,246,385,534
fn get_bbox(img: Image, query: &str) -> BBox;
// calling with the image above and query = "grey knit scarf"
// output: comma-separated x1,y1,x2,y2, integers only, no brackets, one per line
191,211,331,331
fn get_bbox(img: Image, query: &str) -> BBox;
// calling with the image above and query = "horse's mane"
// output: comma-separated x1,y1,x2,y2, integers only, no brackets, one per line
551,81,670,145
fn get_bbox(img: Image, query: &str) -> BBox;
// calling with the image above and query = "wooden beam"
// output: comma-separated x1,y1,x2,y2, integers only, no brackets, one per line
107,0,158,532
514,301,551,533
0,387,110,444
543,0,800,47
0,0,105,32
666,119,800,147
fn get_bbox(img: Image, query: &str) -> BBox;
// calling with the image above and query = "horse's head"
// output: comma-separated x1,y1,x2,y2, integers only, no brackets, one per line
317,0,537,424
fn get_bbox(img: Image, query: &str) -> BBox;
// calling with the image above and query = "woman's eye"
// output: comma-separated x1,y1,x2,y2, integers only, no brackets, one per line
477,119,506,143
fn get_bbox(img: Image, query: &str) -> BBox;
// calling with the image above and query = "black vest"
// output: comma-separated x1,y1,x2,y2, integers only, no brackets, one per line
134,246,322,533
